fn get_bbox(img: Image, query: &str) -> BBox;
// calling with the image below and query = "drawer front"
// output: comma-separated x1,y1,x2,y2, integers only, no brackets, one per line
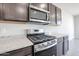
0,46,32,56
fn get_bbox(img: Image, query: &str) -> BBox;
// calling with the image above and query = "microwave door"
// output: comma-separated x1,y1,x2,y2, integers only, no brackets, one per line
29,8,49,23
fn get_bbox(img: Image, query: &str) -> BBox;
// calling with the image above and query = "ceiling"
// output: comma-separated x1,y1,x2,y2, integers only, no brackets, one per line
54,3,79,16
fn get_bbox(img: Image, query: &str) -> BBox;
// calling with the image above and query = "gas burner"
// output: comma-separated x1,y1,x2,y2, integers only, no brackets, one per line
27,33,56,44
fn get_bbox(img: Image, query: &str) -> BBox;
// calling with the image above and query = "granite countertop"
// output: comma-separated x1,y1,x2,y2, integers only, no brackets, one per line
0,35,33,54
45,33,68,38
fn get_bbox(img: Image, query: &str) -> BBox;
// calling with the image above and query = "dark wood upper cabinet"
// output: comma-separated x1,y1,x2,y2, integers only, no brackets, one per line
3,3,29,21
0,4,4,19
49,4,62,25
0,3,62,24
49,4,56,25
56,7,62,25
30,3,49,11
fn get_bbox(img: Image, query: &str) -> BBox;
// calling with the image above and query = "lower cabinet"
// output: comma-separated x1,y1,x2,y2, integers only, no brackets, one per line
56,36,69,56
0,46,33,56
63,36,69,55
57,42,63,56
56,37,63,56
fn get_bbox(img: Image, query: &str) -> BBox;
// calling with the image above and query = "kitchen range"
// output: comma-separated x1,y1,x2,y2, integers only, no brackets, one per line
27,29,57,56
27,29,69,56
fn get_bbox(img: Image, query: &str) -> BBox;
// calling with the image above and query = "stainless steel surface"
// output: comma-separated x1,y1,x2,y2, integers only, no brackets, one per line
29,5,50,13
29,5,49,24
27,29,44,34
27,29,57,54
27,34,56,43
34,39,57,52
30,19,50,23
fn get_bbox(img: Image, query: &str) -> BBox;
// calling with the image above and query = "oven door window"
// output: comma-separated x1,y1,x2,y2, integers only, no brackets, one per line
30,8,47,21
35,45,57,56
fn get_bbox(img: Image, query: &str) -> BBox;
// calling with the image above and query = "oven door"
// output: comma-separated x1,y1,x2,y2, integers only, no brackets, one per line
35,44,57,56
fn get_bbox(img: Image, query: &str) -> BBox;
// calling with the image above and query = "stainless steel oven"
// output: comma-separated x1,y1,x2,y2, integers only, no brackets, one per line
29,5,50,24
27,29,57,56
35,44,57,56
34,39,57,56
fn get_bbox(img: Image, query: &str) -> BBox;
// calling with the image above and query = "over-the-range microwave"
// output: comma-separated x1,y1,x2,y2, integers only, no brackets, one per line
29,5,50,24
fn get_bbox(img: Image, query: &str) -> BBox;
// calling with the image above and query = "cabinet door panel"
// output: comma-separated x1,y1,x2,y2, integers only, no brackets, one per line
57,37,63,56
30,3,49,11
14,3,28,21
57,42,63,56
3,3,16,20
0,4,4,19
56,7,62,25
49,4,56,25
63,36,69,55
3,3,28,21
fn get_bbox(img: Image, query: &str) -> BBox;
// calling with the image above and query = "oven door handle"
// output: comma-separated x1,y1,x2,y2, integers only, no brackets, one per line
34,42,57,53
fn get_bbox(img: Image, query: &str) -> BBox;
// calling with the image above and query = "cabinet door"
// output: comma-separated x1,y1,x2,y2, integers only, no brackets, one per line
3,3,28,21
30,3,49,11
49,4,56,25
56,7,62,25
63,36,69,55
0,4,4,19
57,42,63,56
57,37,63,56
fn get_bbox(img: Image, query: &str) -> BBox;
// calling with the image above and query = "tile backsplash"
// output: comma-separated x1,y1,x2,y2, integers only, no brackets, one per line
0,23,62,36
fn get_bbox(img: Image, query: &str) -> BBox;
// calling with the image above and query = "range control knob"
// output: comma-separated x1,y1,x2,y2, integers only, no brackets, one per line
42,44,47,47
47,41,51,45
51,40,55,44
38,45,42,48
